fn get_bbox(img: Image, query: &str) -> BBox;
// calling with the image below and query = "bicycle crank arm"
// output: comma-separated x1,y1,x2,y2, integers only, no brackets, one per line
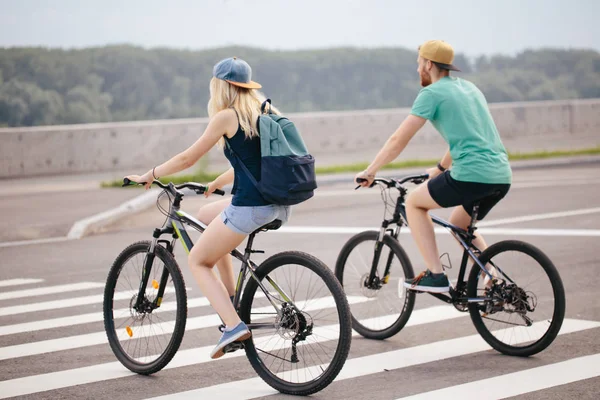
247,322,278,330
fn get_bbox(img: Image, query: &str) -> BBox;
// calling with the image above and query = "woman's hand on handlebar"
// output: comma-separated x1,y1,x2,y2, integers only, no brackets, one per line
204,181,221,198
354,170,375,188
125,170,153,190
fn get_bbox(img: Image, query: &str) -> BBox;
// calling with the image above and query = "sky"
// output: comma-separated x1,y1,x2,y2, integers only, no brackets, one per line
0,0,598,57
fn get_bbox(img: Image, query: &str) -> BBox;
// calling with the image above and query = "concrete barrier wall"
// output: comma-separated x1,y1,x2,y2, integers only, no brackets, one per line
1,99,599,178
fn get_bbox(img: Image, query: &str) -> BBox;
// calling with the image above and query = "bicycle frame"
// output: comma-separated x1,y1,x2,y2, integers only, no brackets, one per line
136,189,295,331
369,182,505,306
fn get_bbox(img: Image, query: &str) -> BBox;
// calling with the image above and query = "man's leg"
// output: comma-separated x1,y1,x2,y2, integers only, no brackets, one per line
405,183,444,274
448,206,488,251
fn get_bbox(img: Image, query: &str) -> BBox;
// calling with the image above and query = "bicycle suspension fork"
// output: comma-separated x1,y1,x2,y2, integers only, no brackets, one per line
134,226,176,311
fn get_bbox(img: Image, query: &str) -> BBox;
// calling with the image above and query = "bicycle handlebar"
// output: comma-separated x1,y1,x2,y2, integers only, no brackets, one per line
355,173,429,190
122,178,225,196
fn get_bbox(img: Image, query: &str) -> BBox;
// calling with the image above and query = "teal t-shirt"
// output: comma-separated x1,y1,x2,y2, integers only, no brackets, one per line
410,77,512,184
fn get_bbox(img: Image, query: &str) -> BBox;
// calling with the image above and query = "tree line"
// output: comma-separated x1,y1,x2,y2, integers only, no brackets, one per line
0,45,598,127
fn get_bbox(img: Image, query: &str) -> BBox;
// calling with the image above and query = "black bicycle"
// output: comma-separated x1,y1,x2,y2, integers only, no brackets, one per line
335,174,565,357
103,178,352,395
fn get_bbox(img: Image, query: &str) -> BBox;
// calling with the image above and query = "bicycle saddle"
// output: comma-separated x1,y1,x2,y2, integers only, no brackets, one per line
255,219,282,233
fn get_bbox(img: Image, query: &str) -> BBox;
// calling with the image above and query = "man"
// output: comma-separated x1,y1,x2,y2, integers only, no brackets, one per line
355,40,512,293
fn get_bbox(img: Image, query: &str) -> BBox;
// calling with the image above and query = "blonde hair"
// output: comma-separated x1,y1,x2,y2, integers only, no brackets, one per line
207,77,280,145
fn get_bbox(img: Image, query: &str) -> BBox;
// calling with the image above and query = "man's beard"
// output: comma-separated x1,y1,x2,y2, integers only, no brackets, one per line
420,71,432,87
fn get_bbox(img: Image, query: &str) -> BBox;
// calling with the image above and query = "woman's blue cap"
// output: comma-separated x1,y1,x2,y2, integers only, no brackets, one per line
213,57,262,89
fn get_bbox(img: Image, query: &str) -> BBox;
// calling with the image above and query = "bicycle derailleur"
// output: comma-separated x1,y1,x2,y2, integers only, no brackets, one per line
276,303,314,363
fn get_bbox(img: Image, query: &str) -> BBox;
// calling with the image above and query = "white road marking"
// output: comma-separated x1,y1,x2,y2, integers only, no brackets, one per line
479,206,600,227
315,178,600,197
145,319,600,400
0,295,369,360
0,282,104,301
0,287,175,317
278,226,600,237
0,278,44,288
0,296,207,336
0,305,467,399
0,236,73,248
396,353,600,399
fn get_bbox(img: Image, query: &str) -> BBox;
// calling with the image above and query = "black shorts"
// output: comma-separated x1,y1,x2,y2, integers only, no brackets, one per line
427,171,510,220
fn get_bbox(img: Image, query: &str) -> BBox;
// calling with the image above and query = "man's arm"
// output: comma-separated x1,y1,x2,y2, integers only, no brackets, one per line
426,148,452,179
358,115,427,183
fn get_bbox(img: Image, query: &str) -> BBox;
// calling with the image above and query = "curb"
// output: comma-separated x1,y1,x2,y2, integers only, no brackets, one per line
67,189,161,239
69,154,600,240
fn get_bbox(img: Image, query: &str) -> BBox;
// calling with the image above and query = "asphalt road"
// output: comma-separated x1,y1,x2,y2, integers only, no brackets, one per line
0,162,599,399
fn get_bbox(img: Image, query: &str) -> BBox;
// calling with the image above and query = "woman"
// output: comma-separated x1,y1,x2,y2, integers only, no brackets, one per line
126,57,290,359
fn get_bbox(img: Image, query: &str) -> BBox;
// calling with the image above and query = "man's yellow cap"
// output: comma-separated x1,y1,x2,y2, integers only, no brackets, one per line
418,40,461,71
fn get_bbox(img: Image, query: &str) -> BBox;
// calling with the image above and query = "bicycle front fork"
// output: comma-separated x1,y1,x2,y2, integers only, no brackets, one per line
134,229,177,311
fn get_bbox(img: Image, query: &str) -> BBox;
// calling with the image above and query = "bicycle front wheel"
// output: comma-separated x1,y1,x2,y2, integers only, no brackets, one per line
103,241,187,375
239,251,352,396
335,231,416,339
467,240,565,357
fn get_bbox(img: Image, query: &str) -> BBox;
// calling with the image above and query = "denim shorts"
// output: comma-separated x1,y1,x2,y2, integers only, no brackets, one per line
221,204,291,235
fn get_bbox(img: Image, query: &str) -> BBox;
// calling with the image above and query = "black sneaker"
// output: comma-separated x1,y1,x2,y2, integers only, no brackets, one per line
404,270,450,293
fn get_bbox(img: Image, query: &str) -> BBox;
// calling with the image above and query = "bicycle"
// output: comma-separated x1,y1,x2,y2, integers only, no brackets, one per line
103,178,352,395
335,174,565,357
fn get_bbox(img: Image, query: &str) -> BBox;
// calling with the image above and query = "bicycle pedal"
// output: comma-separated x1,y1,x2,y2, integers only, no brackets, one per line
223,342,244,354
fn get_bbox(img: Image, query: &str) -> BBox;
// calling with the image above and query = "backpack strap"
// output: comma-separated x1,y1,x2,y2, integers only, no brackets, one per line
224,138,261,190
261,99,272,114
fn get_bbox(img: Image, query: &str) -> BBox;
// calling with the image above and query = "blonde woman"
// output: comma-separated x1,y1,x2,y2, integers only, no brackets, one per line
126,57,290,359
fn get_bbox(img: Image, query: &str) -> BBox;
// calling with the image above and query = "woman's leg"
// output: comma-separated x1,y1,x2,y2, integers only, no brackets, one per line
196,198,236,297
405,184,444,274
189,210,246,327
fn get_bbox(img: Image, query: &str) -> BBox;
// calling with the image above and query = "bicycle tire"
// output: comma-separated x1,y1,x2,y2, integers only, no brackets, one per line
335,231,416,340
103,241,187,375
239,251,352,395
467,240,565,357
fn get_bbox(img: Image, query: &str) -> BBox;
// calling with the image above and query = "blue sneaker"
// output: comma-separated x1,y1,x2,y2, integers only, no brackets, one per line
210,321,251,359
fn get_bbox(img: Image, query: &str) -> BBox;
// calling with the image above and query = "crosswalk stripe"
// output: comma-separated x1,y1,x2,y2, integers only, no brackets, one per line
0,295,369,360
0,305,467,399
396,353,600,399
0,282,104,301
0,278,44,288
0,292,267,336
145,318,600,400
0,287,179,317
0,296,209,336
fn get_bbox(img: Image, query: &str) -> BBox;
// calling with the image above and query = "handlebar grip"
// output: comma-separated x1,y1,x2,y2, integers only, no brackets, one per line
213,189,226,196
122,178,146,187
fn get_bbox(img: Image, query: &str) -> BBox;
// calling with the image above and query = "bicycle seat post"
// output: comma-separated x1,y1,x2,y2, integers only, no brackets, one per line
468,203,480,235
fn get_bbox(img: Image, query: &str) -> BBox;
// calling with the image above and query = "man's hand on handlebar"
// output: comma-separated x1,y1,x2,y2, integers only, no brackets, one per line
355,170,375,189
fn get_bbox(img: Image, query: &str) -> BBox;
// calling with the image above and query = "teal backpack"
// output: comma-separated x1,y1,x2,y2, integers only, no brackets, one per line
225,99,317,205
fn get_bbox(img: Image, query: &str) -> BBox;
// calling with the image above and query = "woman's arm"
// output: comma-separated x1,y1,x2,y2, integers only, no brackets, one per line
126,110,233,189
205,168,234,197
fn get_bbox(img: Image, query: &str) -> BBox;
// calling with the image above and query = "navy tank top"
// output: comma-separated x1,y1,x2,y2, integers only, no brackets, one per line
223,122,269,206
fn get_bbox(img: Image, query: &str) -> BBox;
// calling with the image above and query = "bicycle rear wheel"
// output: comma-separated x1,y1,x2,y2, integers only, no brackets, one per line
103,241,187,374
335,231,416,339
467,240,565,357
239,251,352,396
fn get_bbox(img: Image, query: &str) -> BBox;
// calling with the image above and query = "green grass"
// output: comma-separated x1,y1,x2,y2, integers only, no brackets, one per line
101,146,600,188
